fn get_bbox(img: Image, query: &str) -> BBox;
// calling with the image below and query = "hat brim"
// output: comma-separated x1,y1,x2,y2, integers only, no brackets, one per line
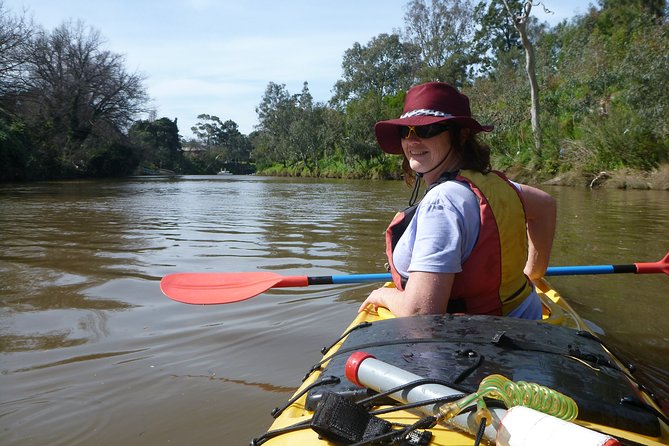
374,116,493,154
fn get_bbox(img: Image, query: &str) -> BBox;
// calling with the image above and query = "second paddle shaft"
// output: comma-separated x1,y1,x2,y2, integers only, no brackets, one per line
315,260,660,285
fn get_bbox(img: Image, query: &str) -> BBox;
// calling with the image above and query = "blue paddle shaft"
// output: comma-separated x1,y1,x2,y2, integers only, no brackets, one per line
546,264,636,276
325,264,638,284
330,273,392,283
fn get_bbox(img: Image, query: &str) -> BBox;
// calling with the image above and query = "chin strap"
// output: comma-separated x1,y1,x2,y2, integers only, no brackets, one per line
409,173,423,206
409,146,456,206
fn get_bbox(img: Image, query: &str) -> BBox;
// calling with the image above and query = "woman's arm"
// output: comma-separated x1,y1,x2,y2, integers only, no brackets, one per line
519,184,557,280
358,271,455,316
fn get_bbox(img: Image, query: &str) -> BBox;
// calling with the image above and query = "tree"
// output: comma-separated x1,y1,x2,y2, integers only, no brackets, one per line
191,114,224,150
331,34,416,165
0,2,34,181
0,1,34,97
500,0,543,158
402,0,477,86
218,119,252,164
472,0,524,75
254,82,297,166
20,20,148,176
332,33,419,106
129,117,181,170
189,114,251,170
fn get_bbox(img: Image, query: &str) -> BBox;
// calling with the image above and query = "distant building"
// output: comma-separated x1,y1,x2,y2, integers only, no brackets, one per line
181,143,207,157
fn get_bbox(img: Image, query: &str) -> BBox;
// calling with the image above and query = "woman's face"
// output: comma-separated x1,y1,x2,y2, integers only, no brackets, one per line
401,125,455,183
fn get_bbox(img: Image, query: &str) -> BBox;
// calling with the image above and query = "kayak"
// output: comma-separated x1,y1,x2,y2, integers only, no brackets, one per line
253,278,669,445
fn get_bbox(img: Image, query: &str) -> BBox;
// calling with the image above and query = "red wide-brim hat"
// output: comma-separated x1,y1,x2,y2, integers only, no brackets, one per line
374,82,493,154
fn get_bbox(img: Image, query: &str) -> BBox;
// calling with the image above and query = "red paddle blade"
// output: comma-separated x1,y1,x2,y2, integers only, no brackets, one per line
636,252,669,275
160,272,286,305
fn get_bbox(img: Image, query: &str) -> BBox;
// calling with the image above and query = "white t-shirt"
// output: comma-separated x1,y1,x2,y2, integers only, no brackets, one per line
393,180,480,276
392,179,541,320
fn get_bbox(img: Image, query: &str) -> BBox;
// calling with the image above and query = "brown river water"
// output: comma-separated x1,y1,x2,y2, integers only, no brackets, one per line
1,175,667,445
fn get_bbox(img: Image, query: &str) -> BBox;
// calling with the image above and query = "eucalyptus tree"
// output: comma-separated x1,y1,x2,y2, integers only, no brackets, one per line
332,33,419,162
402,0,477,86
499,0,543,158
254,82,292,166
191,114,225,150
472,0,524,76
332,33,419,105
287,82,325,170
191,114,250,165
255,81,328,170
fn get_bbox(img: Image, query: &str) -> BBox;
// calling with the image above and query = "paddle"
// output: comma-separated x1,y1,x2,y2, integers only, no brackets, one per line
160,252,668,305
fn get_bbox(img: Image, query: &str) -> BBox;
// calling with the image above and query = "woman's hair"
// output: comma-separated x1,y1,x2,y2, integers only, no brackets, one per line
402,125,491,187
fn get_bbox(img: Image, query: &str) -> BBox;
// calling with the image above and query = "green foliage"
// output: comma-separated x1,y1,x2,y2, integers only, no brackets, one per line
129,118,181,171
2,0,668,182
472,0,523,75
88,142,139,177
403,0,477,86
0,114,30,181
564,109,666,172
332,33,419,105
0,12,150,181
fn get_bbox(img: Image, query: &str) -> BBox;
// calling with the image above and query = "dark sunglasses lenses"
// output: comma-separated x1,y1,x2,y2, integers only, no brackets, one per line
399,124,450,139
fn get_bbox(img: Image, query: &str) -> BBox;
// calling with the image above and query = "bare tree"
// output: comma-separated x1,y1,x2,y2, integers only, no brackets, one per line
500,0,542,158
26,21,147,138
0,1,34,96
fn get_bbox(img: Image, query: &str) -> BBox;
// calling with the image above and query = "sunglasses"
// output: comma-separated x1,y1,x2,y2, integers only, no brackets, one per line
399,124,451,140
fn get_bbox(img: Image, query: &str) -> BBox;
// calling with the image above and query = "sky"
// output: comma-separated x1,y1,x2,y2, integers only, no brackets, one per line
6,0,591,137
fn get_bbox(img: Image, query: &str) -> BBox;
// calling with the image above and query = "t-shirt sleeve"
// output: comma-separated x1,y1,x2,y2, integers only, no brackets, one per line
407,184,479,274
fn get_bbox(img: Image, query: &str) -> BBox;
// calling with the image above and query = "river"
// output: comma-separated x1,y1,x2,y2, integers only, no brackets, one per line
1,175,667,445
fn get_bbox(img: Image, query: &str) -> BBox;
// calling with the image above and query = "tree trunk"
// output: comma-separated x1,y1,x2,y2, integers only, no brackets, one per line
501,0,543,159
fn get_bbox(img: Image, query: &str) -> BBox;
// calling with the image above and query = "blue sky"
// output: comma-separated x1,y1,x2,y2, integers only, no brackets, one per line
6,0,591,137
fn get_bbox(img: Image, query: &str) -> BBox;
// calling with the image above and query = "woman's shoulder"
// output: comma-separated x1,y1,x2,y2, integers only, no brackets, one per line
428,179,477,200
421,179,479,211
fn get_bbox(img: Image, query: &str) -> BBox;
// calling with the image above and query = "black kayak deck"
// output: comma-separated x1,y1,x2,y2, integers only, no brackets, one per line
306,314,659,437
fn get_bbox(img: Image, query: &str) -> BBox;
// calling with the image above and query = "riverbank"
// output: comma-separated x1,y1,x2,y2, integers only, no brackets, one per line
508,163,669,190
256,163,669,191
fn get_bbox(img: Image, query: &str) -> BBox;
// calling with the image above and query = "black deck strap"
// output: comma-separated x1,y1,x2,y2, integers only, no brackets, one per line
349,415,435,446
250,419,312,445
370,394,464,416
491,330,616,370
620,396,669,426
301,322,374,382
321,322,373,354
271,375,340,419
576,330,641,375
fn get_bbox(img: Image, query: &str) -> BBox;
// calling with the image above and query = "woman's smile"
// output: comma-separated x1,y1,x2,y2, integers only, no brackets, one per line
402,130,455,183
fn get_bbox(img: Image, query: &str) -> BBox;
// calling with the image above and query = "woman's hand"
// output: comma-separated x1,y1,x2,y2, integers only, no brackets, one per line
358,286,401,313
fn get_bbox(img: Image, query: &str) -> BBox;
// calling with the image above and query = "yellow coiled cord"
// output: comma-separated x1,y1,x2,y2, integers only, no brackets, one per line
438,374,579,424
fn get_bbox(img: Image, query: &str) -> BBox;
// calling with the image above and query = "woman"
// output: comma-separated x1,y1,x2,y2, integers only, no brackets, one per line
359,82,556,319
